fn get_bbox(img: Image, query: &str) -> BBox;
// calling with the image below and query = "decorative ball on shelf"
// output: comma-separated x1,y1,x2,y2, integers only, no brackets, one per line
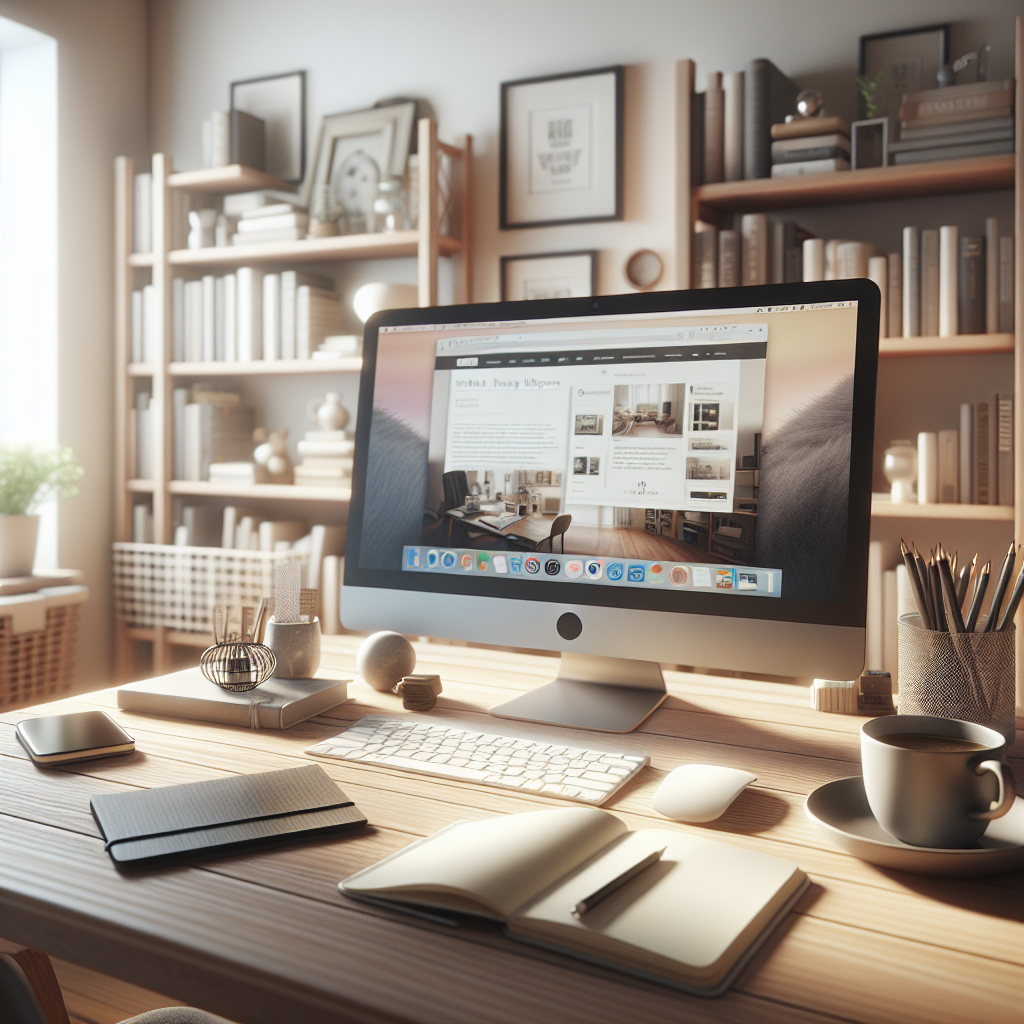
356,631,417,692
795,89,824,119
253,427,293,484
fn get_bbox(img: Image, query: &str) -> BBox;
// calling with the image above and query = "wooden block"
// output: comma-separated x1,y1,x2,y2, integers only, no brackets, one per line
396,674,443,711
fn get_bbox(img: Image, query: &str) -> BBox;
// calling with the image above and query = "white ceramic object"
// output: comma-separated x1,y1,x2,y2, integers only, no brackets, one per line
352,282,418,324
805,777,1024,877
356,631,416,692
306,393,349,432
265,618,321,679
883,440,917,504
917,431,938,504
0,514,40,578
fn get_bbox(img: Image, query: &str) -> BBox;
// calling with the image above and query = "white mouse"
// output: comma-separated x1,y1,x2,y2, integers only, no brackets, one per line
449,509,465,518
653,764,757,823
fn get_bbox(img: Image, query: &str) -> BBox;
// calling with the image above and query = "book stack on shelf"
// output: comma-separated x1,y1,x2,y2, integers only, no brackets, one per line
171,384,254,482
232,200,309,246
293,430,355,489
770,115,851,178
889,79,1015,167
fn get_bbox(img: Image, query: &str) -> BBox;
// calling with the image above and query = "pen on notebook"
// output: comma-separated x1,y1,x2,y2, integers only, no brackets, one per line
984,542,1016,632
938,555,965,634
996,559,1024,631
572,847,666,918
901,539,931,629
965,561,990,633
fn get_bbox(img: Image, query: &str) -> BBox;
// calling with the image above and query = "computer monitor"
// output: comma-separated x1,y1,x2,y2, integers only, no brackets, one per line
342,280,879,732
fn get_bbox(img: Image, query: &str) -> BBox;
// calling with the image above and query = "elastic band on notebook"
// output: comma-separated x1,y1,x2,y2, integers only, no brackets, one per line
102,800,355,851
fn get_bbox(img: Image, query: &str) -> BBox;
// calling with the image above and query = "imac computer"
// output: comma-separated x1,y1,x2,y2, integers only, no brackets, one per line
342,280,879,732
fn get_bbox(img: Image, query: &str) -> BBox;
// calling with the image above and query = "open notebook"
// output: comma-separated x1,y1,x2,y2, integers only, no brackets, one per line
341,807,807,996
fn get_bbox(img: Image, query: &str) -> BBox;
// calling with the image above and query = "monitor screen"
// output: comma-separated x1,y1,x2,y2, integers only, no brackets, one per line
344,281,878,676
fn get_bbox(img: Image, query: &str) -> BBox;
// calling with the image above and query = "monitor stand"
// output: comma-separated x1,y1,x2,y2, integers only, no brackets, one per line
488,653,667,733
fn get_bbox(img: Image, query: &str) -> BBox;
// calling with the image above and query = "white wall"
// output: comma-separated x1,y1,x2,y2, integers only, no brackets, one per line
150,0,1019,304
0,0,148,687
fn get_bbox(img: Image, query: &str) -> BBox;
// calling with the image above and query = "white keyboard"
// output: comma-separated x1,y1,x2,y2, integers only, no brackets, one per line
306,716,648,805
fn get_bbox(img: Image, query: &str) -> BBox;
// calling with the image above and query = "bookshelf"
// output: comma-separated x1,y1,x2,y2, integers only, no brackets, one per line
113,118,471,677
675,17,1023,701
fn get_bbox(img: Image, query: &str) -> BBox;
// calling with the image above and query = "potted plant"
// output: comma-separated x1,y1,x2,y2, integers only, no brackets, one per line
0,442,83,578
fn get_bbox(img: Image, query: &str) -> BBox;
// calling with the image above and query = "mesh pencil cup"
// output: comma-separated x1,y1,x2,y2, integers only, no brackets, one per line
897,613,1015,743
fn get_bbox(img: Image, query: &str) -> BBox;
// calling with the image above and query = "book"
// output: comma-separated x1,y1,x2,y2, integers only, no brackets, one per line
898,80,1014,122
133,172,152,254
223,190,304,217
891,139,1014,165
692,225,717,288
770,114,850,140
938,226,958,338
902,227,920,338
770,133,850,162
132,503,154,543
236,267,264,361
172,277,185,362
703,72,724,184
180,505,223,547
214,276,226,361
770,222,784,284
740,214,768,286
224,272,237,361
135,391,152,479
240,202,304,220
986,218,999,334
207,110,230,168
209,462,256,486
263,272,281,361
183,401,253,482
958,236,985,335
307,524,347,591
221,505,238,548
899,114,1014,141
235,513,260,549
320,555,342,634
281,271,333,360
131,289,143,362
772,144,848,164
920,230,940,337
938,429,959,504
722,71,744,182
743,59,799,180
341,807,808,996
959,403,973,503
202,275,216,361
236,212,309,233
17,711,135,765
999,236,1014,333
998,394,1014,507
717,229,739,287
802,237,824,281
183,279,202,362
917,432,937,504
836,241,872,280
232,227,307,244
770,157,849,177
230,109,265,169
824,239,850,281
887,252,902,338
900,106,1013,131
868,256,887,337
297,286,345,358
319,334,361,355
92,762,364,865
172,387,188,479
887,127,1014,154
866,540,883,666
974,401,991,505
258,520,307,553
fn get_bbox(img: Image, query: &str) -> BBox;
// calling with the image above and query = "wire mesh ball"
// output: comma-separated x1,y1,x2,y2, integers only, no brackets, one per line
200,642,277,692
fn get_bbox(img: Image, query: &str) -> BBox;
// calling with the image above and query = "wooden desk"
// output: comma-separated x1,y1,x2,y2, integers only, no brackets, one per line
446,508,556,549
1,637,1021,1024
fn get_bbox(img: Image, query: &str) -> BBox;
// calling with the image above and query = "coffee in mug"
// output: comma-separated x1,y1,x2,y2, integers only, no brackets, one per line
861,715,1016,848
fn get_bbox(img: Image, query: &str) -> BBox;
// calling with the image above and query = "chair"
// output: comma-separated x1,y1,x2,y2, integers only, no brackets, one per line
538,513,571,553
441,470,469,513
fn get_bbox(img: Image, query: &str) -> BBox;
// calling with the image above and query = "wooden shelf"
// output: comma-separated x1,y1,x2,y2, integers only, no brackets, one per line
169,230,462,268
878,333,1014,358
695,154,1014,213
128,253,154,267
127,479,155,493
169,357,361,376
167,164,295,195
871,497,1013,521
169,480,351,502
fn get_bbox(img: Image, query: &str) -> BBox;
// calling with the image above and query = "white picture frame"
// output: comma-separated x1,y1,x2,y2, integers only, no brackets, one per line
231,71,306,184
501,66,623,228
501,250,597,301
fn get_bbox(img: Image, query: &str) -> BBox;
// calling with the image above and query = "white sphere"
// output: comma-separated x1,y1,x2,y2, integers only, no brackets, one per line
266,454,288,475
356,631,417,691
253,441,273,466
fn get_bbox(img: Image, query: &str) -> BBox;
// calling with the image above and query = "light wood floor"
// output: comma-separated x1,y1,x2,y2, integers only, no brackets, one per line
560,524,726,562
626,421,681,439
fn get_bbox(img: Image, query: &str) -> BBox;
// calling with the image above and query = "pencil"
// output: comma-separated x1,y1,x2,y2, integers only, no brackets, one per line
984,542,1016,632
996,560,1024,631
914,545,935,630
938,555,965,633
929,558,947,632
955,555,975,609
901,539,931,629
965,561,990,633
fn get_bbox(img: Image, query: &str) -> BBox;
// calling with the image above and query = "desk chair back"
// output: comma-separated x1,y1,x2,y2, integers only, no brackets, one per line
0,959,46,1024
442,471,469,512
541,513,571,552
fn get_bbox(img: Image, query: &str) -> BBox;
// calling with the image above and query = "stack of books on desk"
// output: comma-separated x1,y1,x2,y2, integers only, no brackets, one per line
889,79,1015,166
769,115,851,177
294,431,354,489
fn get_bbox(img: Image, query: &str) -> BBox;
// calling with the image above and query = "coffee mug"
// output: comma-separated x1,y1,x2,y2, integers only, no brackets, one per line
861,715,1016,849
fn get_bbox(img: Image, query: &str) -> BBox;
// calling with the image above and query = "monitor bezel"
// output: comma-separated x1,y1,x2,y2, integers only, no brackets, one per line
344,280,879,630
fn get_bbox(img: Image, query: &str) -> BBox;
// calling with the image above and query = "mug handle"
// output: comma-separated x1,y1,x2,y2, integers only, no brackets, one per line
968,760,1017,821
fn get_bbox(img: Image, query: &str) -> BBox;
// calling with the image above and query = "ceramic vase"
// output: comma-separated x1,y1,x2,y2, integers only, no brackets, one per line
306,393,349,433
883,441,917,504
264,618,321,679
0,514,40,578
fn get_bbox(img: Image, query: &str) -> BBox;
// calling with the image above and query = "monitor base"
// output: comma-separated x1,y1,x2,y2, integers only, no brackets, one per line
488,653,667,733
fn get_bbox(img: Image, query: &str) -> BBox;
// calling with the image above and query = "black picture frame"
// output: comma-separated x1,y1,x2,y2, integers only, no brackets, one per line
500,66,623,229
500,250,598,301
230,70,307,185
858,24,949,122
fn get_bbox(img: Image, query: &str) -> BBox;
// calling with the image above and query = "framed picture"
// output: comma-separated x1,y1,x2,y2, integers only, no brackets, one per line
851,118,888,169
500,66,623,228
231,71,306,184
304,102,416,228
859,24,949,123
501,250,597,301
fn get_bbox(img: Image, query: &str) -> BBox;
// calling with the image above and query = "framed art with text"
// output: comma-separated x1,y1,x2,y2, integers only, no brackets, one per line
858,24,949,123
501,250,598,301
500,66,623,229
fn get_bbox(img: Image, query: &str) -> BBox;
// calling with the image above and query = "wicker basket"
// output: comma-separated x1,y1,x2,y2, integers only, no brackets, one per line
112,542,307,633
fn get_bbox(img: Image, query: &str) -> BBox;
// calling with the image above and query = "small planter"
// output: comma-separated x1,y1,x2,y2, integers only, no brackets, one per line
0,515,39,578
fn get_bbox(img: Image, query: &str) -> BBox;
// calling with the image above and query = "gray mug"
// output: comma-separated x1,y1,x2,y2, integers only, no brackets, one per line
861,715,1016,849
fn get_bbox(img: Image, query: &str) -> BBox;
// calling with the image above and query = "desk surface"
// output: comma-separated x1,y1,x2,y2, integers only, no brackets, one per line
1,637,1022,1024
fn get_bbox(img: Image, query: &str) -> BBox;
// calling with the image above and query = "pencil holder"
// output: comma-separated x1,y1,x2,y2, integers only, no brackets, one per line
896,613,1015,743
200,642,277,692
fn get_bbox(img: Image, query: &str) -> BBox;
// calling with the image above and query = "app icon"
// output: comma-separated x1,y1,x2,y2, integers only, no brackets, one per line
738,572,757,591
670,565,689,586
525,556,541,574
627,565,645,582
406,548,421,569
692,566,712,587
564,560,584,578
647,563,666,583
509,556,523,572
477,554,490,571
716,568,734,589
606,562,624,581
441,551,457,569
584,559,603,580
545,559,561,576
460,553,474,570
426,549,439,569
493,554,508,573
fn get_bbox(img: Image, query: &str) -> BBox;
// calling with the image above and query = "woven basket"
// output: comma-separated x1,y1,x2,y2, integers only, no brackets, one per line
112,542,307,633
897,613,1016,743
0,602,81,709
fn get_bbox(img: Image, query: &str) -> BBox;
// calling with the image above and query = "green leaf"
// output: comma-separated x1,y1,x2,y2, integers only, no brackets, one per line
0,442,84,515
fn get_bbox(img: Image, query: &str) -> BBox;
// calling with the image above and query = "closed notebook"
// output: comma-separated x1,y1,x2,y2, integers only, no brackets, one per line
92,763,367,864
341,807,807,997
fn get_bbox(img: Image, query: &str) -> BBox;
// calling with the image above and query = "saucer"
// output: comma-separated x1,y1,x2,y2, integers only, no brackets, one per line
804,777,1024,877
